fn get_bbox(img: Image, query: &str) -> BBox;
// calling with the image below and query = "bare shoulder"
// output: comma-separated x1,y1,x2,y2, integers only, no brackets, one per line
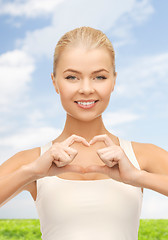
131,141,168,174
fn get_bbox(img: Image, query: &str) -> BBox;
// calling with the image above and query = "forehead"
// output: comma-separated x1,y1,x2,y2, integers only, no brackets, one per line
57,46,113,72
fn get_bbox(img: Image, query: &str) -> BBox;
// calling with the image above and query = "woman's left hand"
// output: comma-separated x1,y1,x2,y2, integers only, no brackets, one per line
85,134,140,185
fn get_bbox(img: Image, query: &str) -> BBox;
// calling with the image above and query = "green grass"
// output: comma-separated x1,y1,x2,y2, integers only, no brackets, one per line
139,219,168,240
0,219,41,240
0,219,167,239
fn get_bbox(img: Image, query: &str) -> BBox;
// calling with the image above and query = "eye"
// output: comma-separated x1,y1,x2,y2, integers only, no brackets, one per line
65,75,77,80
96,76,107,80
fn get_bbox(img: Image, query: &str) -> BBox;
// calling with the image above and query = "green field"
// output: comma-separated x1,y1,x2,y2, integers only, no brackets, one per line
0,219,168,239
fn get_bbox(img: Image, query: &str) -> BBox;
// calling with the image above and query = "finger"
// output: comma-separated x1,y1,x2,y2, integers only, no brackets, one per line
54,150,71,167
89,134,115,146
59,164,85,174
96,152,112,167
97,151,118,167
84,165,109,175
97,150,113,159
96,146,112,155
109,161,118,168
63,146,78,157
62,134,90,147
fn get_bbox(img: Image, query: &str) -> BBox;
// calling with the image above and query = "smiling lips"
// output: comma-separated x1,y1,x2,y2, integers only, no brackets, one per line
74,100,99,109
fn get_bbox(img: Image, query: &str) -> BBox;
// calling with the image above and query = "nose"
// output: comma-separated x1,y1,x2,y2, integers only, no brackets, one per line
78,78,95,94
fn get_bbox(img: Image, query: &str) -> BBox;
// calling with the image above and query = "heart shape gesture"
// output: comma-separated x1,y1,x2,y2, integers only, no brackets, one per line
84,134,140,185
44,134,140,185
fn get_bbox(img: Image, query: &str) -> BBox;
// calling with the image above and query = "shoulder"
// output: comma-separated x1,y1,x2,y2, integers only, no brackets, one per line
131,141,168,174
0,147,41,176
17,147,41,164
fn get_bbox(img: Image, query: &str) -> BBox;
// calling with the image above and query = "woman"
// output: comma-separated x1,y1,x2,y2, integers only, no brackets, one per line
0,26,168,240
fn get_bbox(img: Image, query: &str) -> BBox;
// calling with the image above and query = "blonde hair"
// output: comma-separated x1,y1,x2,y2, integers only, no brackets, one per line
53,26,115,77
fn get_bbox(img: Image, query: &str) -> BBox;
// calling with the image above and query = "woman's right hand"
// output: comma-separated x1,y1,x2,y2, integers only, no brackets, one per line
30,134,90,179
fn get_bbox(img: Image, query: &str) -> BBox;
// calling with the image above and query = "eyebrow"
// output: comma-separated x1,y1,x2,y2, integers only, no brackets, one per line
63,68,109,74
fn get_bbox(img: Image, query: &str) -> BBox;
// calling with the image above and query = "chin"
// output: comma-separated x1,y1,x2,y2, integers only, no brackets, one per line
71,113,103,122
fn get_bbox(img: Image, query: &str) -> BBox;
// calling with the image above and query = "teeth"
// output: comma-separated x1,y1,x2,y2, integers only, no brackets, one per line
77,101,95,105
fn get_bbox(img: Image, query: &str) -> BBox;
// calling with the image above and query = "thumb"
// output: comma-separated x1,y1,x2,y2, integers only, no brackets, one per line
59,164,85,174
85,165,108,175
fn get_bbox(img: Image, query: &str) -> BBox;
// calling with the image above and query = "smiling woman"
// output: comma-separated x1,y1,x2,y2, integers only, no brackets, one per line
0,26,168,240
51,45,116,123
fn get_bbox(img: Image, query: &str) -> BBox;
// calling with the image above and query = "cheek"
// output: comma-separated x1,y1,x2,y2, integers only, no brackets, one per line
97,81,114,99
58,82,75,102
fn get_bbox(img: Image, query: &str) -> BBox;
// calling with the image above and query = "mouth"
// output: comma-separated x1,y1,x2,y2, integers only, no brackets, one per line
74,100,99,109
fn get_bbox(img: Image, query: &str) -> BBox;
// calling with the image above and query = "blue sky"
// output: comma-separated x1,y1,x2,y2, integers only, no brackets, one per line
0,0,168,219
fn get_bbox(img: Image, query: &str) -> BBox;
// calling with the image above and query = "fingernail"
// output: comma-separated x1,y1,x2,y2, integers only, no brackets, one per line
89,140,93,144
85,141,90,146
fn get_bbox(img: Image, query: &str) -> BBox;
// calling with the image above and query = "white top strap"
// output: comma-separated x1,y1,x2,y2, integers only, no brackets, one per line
119,138,141,170
40,141,52,156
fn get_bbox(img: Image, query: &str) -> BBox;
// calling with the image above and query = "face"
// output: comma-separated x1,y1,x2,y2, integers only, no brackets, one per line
51,46,117,122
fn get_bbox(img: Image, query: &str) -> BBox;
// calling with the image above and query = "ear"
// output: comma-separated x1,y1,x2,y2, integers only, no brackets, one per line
51,73,59,94
114,72,117,87
111,72,117,92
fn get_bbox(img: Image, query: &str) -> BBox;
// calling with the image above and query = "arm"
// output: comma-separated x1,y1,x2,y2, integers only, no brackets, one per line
0,148,40,207
85,134,168,197
0,134,89,207
134,170,168,196
132,142,168,196
0,165,36,207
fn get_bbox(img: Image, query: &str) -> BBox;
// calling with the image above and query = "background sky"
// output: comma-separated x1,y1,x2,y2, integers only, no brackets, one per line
0,0,168,219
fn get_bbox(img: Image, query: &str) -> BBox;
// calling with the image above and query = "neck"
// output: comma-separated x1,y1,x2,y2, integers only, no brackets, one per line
59,114,109,142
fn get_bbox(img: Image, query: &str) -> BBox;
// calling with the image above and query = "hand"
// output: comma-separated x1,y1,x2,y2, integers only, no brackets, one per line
85,134,140,185
31,134,89,179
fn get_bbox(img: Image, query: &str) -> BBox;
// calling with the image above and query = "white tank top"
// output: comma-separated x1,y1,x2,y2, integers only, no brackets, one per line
35,138,143,240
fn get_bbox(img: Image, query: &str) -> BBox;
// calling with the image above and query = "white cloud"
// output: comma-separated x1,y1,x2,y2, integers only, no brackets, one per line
0,126,62,166
0,49,35,109
110,0,154,47
14,0,154,59
103,110,141,126
0,126,62,150
0,0,154,26
116,52,168,98
27,109,45,126
0,0,64,18
129,0,154,23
